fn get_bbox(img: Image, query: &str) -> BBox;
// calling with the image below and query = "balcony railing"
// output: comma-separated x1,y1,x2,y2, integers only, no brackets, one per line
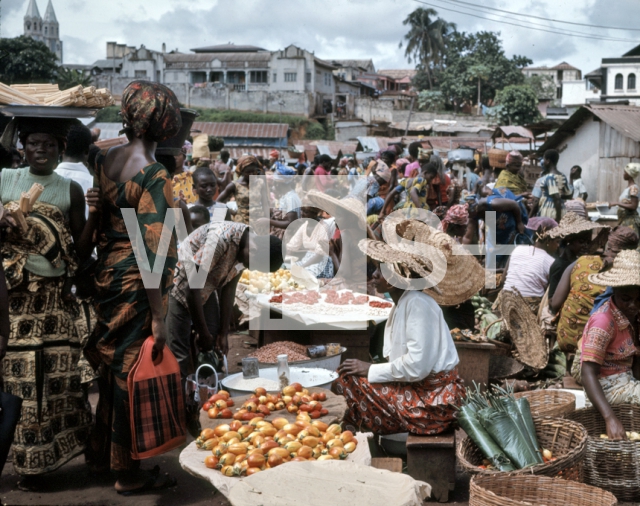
232,84,246,92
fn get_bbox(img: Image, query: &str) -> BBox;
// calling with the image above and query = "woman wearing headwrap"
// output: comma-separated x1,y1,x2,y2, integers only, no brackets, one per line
426,155,451,210
553,226,639,366
0,117,100,488
216,154,269,225
83,81,182,494
441,204,469,241
494,151,529,196
610,162,640,244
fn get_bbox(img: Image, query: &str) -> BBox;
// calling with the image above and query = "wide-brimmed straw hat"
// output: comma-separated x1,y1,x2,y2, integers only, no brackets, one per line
546,212,604,239
358,238,442,293
380,218,486,306
500,289,548,370
306,190,366,229
589,249,640,287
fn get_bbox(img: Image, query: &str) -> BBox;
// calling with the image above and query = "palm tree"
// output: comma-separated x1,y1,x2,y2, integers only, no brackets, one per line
400,8,456,89
467,64,490,115
57,67,92,89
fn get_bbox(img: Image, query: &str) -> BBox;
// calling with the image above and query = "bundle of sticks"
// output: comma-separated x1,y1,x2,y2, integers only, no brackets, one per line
3,82,115,108
5,183,45,233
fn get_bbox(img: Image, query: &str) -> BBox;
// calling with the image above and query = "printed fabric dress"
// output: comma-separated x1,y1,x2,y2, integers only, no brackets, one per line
557,256,606,353
617,184,640,245
533,172,571,219
0,168,92,476
231,179,265,225
84,154,177,474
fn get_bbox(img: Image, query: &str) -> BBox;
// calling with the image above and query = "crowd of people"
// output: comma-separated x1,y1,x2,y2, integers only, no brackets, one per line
0,80,640,497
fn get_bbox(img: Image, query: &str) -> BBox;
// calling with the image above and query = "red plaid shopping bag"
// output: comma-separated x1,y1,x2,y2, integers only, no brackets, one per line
128,336,186,459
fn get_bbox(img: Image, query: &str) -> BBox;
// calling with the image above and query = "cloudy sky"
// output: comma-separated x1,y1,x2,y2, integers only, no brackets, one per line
2,0,639,74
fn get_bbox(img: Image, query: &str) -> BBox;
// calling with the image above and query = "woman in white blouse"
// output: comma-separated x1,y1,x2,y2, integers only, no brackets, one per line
333,240,464,435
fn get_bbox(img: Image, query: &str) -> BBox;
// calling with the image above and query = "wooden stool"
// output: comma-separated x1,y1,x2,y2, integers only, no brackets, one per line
406,432,456,503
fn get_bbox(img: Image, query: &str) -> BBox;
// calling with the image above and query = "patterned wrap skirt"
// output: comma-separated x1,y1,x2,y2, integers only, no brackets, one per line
2,277,92,475
333,369,464,435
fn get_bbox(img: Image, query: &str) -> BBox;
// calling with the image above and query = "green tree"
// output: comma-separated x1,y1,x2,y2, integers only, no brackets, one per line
417,90,445,111
438,31,532,111
466,64,490,115
56,67,92,89
525,74,556,100
491,84,541,125
0,36,58,84
400,8,456,89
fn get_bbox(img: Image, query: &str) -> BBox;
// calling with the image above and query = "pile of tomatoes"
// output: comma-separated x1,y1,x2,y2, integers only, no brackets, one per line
203,383,329,420
196,411,358,477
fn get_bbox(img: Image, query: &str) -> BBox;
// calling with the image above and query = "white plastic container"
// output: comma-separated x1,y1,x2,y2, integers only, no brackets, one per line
221,366,338,397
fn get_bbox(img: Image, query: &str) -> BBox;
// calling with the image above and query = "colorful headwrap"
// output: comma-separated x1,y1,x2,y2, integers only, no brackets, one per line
526,217,558,240
339,157,349,167
607,225,640,255
373,160,391,182
274,161,296,176
120,81,181,142
236,154,261,175
625,162,640,181
269,149,279,159
506,150,524,167
441,204,469,232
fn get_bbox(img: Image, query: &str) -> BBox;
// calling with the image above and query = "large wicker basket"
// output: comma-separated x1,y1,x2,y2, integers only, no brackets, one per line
488,148,508,169
470,474,618,506
568,404,640,501
458,416,588,481
514,390,576,418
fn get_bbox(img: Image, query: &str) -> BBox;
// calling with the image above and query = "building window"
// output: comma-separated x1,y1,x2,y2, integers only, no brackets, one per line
324,73,332,86
306,72,311,84
629,73,636,90
273,73,277,83
135,70,147,78
615,73,624,90
45,26,48,35
284,73,297,82
250,71,268,83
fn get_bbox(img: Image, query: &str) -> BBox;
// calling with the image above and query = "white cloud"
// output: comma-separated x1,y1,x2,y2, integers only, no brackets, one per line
3,0,639,75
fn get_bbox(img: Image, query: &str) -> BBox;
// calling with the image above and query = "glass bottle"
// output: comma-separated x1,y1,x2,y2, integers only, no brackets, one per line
277,354,290,390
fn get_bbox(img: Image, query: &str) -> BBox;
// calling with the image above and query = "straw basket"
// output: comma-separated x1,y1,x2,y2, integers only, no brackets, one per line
514,390,576,418
488,148,508,169
568,404,640,501
470,474,618,506
458,417,588,481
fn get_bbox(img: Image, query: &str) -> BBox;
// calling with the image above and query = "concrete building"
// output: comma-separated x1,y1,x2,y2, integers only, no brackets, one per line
331,60,376,81
522,62,581,100
538,104,640,202
23,0,62,61
586,45,640,106
561,79,601,107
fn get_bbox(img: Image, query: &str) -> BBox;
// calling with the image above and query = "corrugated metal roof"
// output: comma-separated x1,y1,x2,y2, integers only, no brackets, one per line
356,136,404,153
389,121,433,132
433,123,493,134
309,140,358,159
191,122,288,139
225,147,281,159
492,126,535,141
377,69,417,80
331,59,374,70
538,104,640,153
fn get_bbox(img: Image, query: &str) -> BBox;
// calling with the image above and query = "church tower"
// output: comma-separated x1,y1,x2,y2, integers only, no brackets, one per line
42,0,62,61
23,0,43,42
23,0,63,62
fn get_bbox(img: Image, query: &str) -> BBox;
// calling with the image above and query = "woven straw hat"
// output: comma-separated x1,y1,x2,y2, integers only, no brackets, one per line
546,212,604,239
382,219,485,306
588,249,640,287
358,238,443,293
500,289,549,370
306,190,366,229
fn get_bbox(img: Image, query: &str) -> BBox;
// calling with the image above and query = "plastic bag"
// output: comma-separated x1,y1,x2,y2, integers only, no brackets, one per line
478,407,539,469
457,405,515,471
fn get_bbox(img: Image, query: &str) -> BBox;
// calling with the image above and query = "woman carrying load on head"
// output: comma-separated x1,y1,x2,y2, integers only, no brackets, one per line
0,116,100,490
332,234,464,436
580,249,640,441
83,81,182,494
610,162,640,246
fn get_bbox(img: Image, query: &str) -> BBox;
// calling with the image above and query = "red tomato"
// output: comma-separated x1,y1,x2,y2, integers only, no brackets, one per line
309,410,322,419
220,408,233,418
202,402,212,411
320,409,329,416
317,392,327,401
226,398,235,407
299,404,312,412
